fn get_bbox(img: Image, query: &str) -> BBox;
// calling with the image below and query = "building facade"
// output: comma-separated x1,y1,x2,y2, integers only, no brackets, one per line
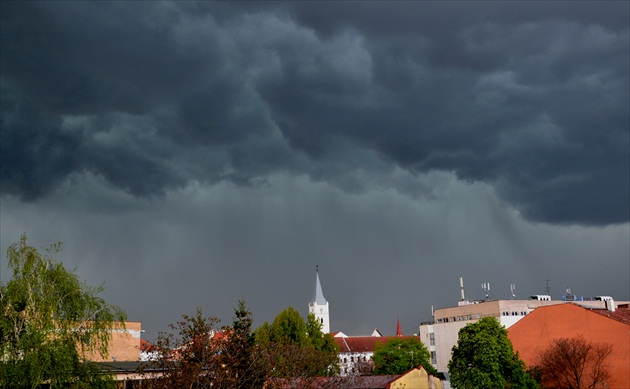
508,303,630,389
82,321,143,362
334,331,421,377
419,295,626,375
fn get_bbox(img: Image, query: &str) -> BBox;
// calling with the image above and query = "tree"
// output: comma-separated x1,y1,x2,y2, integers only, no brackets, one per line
218,299,265,388
143,302,340,388
534,336,612,389
448,317,538,389
372,337,437,376
254,307,339,379
144,308,222,389
0,235,126,388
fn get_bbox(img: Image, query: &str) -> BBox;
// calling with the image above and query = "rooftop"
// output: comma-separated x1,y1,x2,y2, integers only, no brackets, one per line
334,336,418,353
590,306,630,325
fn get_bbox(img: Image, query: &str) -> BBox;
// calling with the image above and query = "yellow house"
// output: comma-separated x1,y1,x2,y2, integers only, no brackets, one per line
389,365,443,389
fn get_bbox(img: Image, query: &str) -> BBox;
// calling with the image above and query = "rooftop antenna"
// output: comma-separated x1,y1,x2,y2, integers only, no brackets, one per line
459,277,466,301
481,282,490,301
510,284,516,299
545,279,551,296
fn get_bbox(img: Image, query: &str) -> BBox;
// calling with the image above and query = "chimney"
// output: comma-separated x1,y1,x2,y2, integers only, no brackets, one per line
606,299,616,312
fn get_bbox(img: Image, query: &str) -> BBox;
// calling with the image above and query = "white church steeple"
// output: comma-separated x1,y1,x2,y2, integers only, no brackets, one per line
308,266,330,334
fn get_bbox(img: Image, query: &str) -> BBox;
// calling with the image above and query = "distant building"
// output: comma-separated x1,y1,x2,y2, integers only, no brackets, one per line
82,321,143,362
333,328,419,376
308,266,330,334
508,303,630,389
418,284,628,376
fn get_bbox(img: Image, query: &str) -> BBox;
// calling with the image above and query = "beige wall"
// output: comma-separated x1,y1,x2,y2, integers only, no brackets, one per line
83,321,142,362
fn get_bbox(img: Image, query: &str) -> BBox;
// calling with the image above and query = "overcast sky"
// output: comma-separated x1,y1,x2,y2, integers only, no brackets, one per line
1,1,628,340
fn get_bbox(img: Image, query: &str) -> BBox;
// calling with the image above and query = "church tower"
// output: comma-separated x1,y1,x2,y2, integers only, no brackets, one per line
308,266,330,334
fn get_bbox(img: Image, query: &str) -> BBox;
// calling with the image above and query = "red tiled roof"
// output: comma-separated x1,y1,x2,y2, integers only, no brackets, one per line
139,339,153,351
267,375,403,389
266,365,436,388
591,307,630,325
334,336,419,353
212,331,228,340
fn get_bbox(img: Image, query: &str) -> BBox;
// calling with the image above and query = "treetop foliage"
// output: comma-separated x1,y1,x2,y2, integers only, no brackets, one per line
253,307,339,378
448,317,538,389
144,303,339,388
372,337,437,376
0,235,127,388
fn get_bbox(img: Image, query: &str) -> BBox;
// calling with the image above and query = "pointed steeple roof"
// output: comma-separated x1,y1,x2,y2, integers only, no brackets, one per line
396,318,403,337
312,266,327,305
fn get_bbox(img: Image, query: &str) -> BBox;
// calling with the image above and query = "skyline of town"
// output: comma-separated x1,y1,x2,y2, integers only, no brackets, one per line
1,1,628,342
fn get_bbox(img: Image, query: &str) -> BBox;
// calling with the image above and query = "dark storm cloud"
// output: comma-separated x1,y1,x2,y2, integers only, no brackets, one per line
1,1,628,225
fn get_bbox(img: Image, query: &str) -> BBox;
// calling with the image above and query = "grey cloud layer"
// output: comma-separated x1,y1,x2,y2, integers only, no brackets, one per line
1,1,628,225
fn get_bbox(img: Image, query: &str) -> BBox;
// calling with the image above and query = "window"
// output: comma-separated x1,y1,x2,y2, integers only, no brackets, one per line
431,351,437,364
429,332,435,346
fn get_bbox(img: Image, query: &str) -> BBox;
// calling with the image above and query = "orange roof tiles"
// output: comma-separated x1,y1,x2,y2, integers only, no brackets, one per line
591,307,630,325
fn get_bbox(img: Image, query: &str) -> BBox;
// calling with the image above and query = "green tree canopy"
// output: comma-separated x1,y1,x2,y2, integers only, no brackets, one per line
448,317,538,389
254,307,339,378
372,337,437,376
0,235,126,388
270,307,309,346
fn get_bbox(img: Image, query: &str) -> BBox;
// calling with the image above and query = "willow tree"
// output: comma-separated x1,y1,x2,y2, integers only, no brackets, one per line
0,235,126,388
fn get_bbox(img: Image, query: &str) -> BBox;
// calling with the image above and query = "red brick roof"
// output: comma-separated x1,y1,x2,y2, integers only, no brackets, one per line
591,307,630,325
268,375,403,388
334,336,419,353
